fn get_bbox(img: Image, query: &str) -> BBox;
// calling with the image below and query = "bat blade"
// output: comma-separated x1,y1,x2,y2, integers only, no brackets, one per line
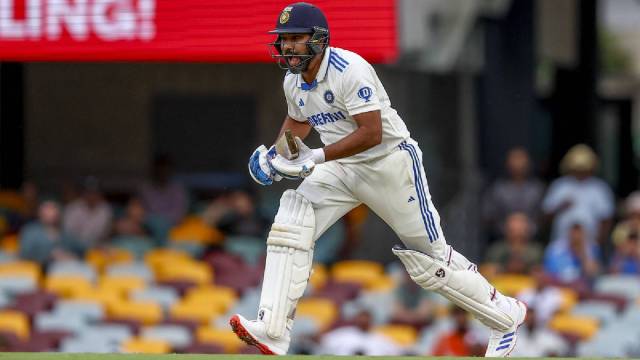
284,130,299,160
275,129,299,160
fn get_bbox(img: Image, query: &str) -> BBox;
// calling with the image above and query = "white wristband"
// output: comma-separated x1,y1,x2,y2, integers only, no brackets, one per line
311,148,325,164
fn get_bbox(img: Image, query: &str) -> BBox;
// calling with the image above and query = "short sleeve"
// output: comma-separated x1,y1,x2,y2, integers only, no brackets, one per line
340,60,382,116
541,180,566,213
595,181,615,218
283,78,305,122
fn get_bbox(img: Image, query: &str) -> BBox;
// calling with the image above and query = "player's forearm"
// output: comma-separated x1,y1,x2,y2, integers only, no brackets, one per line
274,116,312,144
322,125,381,161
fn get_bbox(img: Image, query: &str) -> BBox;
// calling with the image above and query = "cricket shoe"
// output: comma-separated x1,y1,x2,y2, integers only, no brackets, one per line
484,298,527,357
229,314,290,355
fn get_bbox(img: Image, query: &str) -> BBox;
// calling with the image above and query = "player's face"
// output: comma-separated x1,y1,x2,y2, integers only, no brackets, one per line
279,33,311,68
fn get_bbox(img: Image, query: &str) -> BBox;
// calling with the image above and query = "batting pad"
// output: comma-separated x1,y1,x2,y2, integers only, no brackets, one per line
259,190,315,339
392,245,515,331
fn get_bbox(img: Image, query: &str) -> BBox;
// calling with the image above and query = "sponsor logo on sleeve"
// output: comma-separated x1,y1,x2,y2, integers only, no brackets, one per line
357,86,373,102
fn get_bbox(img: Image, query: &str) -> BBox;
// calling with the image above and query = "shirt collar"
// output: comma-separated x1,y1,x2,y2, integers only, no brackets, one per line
297,47,331,91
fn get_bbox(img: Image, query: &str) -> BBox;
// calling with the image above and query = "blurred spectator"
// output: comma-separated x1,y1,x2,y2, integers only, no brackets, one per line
315,309,402,356
113,197,150,238
482,147,544,241
139,154,188,225
338,204,369,260
609,230,640,274
544,219,600,283
19,200,83,265
0,181,39,231
203,189,269,238
517,266,564,326
542,144,614,246
431,306,485,356
484,212,543,274
391,271,435,327
509,307,569,357
610,191,640,273
62,177,113,247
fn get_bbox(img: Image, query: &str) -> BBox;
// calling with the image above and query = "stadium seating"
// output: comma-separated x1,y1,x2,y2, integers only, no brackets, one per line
374,324,418,347
140,324,192,350
490,274,536,296
594,275,640,300
297,298,338,330
549,313,600,340
331,260,385,288
196,327,244,353
121,337,171,354
0,310,29,339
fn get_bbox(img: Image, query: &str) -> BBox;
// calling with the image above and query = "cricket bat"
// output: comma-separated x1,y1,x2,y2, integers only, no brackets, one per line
275,129,299,160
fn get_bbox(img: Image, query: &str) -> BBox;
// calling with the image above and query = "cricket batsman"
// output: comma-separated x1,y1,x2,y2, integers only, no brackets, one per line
230,2,526,356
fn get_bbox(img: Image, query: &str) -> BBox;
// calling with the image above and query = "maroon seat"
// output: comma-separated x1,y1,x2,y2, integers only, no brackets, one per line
162,318,199,332
205,251,256,275
214,272,258,294
10,337,53,352
30,329,72,349
9,291,58,318
582,292,628,313
314,281,361,304
183,342,225,354
0,331,22,351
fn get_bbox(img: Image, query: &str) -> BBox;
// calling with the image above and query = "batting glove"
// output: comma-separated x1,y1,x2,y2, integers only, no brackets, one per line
270,137,325,180
248,145,281,186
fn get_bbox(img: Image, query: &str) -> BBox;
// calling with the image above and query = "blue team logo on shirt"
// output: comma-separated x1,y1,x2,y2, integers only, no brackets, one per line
324,90,335,104
357,86,373,102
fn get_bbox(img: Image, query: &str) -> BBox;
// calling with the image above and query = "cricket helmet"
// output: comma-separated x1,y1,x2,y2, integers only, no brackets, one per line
268,2,330,73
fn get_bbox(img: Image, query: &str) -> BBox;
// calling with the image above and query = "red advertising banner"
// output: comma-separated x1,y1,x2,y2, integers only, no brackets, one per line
0,0,397,62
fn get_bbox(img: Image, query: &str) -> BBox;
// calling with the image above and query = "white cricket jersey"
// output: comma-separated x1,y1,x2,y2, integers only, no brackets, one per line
283,46,410,163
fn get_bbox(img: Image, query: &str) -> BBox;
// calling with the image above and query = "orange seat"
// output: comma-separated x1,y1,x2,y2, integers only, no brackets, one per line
296,298,338,330
0,310,29,339
86,248,133,272
557,287,579,313
99,275,146,296
72,287,124,311
331,260,384,288
367,275,396,292
184,285,237,312
0,261,41,282
309,263,328,291
45,275,93,298
109,301,163,325
549,314,599,340
490,274,536,297
374,324,418,346
169,216,224,245
121,337,170,354
196,326,244,353
144,248,191,273
155,260,213,285
169,301,221,325
0,234,18,254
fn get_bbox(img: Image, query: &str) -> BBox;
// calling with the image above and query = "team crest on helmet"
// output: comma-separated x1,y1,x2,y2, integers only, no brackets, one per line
279,8,291,24
324,90,335,104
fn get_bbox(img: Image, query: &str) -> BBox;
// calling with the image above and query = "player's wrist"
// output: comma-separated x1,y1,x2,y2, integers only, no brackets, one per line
311,148,325,164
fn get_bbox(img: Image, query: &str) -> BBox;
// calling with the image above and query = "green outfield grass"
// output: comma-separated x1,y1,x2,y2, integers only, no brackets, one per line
0,355,604,360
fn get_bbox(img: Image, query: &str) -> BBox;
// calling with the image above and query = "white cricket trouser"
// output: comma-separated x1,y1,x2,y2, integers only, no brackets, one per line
296,138,447,260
